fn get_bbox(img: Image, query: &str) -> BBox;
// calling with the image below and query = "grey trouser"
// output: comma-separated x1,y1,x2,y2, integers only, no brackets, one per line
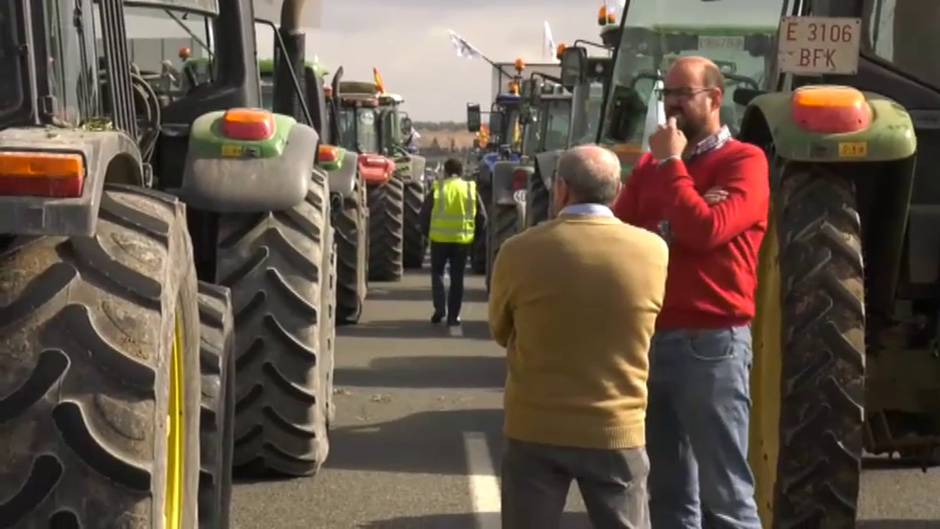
501,438,651,529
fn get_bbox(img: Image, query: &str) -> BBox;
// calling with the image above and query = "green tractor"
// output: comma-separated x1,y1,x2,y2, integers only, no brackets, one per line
334,81,403,282
375,90,429,270
593,0,940,525
0,0,336,527
525,53,613,229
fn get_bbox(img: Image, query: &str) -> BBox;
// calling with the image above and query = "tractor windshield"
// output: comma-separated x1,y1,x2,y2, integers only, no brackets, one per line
124,6,216,103
0,0,24,124
863,0,940,90
570,80,606,146
337,106,379,154
600,0,782,166
544,98,572,151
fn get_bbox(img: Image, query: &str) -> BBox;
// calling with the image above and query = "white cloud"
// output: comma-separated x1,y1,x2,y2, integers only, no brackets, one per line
257,1,605,121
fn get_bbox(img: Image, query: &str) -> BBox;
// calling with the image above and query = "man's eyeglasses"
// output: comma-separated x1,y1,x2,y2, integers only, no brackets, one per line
656,87,717,100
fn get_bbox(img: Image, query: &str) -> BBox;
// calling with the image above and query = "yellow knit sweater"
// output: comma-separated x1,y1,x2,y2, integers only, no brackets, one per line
489,215,668,449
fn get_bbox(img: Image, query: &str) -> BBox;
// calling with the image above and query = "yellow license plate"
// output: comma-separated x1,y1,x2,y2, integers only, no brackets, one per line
221,144,243,158
839,141,868,158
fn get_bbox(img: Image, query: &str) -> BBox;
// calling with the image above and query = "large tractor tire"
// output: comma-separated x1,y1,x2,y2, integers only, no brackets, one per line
197,282,235,529
0,185,201,528
403,179,428,269
486,203,520,291
751,164,865,528
367,176,404,282
525,173,550,228
334,182,368,324
218,171,332,477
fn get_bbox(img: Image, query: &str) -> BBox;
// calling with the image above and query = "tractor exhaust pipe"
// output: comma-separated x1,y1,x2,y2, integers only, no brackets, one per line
273,0,307,120
280,0,307,33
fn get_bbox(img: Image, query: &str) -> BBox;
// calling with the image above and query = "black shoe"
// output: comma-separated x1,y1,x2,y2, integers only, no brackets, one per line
431,312,445,324
447,316,462,327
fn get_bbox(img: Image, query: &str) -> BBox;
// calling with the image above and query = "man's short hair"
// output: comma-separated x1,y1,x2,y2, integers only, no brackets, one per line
444,158,463,177
556,145,621,205
702,61,725,93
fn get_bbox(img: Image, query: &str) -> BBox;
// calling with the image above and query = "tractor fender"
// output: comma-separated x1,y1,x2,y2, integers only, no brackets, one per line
359,153,396,186
177,111,319,213
493,161,530,206
0,127,142,237
396,153,426,184
741,89,916,163
535,150,562,190
326,149,358,198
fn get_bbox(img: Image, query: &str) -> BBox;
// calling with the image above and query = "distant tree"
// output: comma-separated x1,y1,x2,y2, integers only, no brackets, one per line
431,137,441,151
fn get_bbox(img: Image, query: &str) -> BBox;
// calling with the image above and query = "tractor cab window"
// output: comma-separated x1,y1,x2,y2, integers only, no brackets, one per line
522,106,542,156
337,105,378,154
45,0,100,126
570,80,606,146
381,109,403,150
601,0,782,150
544,98,572,151
863,0,940,90
121,6,216,105
0,0,25,122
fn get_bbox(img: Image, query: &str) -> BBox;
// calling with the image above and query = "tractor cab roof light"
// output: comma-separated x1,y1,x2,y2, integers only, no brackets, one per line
0,151,86,198
222,108,276,141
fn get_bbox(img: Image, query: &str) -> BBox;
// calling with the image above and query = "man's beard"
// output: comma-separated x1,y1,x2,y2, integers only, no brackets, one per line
669,110,704,141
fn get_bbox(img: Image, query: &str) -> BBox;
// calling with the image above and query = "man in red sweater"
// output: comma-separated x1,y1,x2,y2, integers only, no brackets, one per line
612,56,768,529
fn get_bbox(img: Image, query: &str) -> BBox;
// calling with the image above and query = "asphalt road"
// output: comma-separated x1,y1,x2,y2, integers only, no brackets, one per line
232,270,940,529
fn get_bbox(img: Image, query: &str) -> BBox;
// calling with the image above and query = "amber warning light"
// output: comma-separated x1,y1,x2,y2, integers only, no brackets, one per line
222,108,276,141
0,151,86,198
318,145,339,163
791,86,871,134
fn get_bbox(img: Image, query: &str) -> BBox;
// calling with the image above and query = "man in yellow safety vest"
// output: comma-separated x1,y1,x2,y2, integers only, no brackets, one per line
420,158,487,326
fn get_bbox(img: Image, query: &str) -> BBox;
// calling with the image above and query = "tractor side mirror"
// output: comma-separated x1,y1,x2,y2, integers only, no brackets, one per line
400,115,413,136
467,103,481,132
733,88,764,106
560,47,587,89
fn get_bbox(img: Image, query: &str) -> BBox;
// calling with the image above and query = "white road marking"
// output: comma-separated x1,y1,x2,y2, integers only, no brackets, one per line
463,431,501,529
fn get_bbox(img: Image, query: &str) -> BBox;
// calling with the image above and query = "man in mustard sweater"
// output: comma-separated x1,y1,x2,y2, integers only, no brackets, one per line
489,145,669,529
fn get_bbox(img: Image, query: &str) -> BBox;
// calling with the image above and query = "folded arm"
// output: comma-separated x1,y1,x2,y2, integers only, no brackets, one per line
659,151,769,251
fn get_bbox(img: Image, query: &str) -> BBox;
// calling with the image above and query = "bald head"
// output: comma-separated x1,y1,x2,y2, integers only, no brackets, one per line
670,56,725,92
555,145,621,206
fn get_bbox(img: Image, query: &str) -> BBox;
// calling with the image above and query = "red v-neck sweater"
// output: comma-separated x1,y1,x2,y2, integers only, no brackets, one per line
612,140,770,330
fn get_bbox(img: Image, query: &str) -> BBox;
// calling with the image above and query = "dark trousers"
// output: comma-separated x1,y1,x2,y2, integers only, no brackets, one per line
430,241,470,318
501,439,651,529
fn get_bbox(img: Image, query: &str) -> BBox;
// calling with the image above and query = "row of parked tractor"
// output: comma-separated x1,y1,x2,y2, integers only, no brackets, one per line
0,0,429,528
463,2,940,528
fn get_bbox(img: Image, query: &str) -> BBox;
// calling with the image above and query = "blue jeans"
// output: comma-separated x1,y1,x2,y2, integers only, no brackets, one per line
646,326,762,529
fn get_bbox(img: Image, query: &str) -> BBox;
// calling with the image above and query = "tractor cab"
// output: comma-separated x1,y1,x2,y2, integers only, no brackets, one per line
520,77,572,158
335,87,382,156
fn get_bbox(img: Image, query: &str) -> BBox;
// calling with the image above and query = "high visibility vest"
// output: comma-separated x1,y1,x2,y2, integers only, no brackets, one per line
430,177,476,244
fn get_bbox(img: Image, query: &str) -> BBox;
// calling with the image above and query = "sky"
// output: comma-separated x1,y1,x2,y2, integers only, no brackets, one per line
260,1,609,122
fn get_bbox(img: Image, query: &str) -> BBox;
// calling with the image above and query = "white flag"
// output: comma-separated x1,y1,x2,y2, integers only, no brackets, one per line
543,21,557,62
448,29,483,60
